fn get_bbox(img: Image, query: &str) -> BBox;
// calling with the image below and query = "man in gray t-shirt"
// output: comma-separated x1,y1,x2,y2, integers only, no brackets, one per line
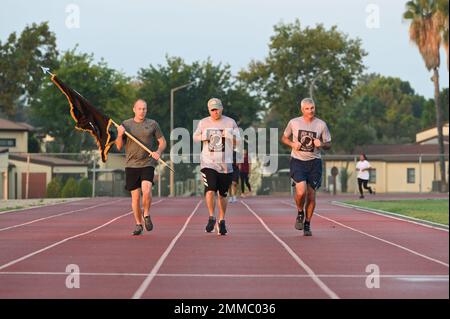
115,99,167,235
281,98,331,236
193,98,241,235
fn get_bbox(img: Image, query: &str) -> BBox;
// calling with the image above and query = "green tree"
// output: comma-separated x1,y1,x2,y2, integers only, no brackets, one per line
46,177,62,198
138,56,262,136
439,88,449,121
77,177,92,197
332,102,376,153
238,20,367,130
420,88,448,129
61,177,78,198
404,0,447,191
27,133,41,153
30,48,137,153
0,22,58,120
348,74,430,144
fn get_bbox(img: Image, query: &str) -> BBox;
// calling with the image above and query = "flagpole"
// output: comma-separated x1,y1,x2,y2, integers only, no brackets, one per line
110,120,174,173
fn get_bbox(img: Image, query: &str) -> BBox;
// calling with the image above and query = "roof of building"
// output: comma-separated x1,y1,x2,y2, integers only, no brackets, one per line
16,122,35,131
417,135,449,144
9,153,89,167
0,118,31,131
355,144,448,155
416,123,449,143
327,144,449,162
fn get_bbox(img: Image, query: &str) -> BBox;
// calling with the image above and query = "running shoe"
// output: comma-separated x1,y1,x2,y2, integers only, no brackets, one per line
205,216,216,233
132,224,144,236
218,220,227,236
295,212,305,230
303,222,312,236
144,215,153,231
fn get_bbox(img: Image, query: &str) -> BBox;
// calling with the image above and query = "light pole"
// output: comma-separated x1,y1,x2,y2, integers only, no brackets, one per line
170,81,196,197
309,69,330,100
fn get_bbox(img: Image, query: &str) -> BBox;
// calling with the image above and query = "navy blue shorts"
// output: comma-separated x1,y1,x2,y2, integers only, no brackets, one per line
290,158,322,190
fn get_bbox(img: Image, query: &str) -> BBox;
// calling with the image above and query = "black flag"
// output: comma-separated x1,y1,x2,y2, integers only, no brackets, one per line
50,74,115,162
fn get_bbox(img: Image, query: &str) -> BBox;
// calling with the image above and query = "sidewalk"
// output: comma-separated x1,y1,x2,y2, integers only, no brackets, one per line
0,198,84,212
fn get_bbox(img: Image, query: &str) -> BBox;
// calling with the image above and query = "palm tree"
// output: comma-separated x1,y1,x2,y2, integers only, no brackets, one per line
404,0,447,192
436,0,449,70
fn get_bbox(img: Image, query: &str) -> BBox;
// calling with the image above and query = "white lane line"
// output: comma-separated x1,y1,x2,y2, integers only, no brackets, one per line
132,200,202,299
0,199,164,271
0,199,125,232
0,272,447,281
241,201,339,299
282,201,449,268
332,201,449,231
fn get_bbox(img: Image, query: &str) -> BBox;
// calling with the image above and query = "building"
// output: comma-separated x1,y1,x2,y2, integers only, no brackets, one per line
325,123,449,193
0,118,30,152
0,118,89,199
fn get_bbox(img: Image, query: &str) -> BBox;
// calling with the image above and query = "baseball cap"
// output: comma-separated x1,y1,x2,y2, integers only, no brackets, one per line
207,98,223,111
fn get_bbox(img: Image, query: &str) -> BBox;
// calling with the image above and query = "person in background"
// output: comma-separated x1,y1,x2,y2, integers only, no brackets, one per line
356,153,374,199
229,150,240,203
239,149,252,197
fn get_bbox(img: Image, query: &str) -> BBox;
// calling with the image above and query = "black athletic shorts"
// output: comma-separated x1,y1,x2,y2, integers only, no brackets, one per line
290,158,322,190
201,168,233,197
125,166,155,191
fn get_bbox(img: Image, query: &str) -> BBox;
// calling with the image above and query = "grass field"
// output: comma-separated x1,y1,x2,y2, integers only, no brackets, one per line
342,199,449,225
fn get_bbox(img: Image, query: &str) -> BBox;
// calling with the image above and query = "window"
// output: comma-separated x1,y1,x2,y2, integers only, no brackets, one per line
369,169,376,183
407,168,415,184
0,139,16,147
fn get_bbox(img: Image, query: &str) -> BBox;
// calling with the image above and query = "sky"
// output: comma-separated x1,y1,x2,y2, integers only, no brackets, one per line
1,0,449,99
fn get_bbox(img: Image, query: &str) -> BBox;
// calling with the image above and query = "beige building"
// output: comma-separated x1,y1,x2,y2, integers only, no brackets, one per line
325,124,449,193
0,118,89,199
0,118,29,152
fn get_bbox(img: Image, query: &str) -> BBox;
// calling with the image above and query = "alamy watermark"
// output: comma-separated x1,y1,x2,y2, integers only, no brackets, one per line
365,264,380,289
365,4,380,29
65,4,81,29
65,264,80,289
170,121,279,174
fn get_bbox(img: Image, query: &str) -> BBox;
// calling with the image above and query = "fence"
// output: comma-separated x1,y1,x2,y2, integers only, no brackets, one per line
0,151,448,199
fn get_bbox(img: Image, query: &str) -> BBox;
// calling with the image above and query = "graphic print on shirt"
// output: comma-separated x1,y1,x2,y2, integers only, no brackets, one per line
207,129,225,152
297,130,317,152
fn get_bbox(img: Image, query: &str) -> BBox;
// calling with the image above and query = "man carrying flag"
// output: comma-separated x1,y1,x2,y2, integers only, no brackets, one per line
44,68,168,236
115,99,167,236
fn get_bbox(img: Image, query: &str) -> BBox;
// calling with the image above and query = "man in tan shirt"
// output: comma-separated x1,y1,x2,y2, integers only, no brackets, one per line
115,99,167,235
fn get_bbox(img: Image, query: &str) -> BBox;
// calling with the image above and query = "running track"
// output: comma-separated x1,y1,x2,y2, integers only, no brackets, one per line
0,195,448,299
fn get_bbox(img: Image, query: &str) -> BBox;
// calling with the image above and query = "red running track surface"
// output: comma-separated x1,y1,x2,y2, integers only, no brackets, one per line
0,195,447,299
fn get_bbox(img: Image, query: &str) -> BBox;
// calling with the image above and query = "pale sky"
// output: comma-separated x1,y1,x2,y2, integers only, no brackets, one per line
1,0,448,98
